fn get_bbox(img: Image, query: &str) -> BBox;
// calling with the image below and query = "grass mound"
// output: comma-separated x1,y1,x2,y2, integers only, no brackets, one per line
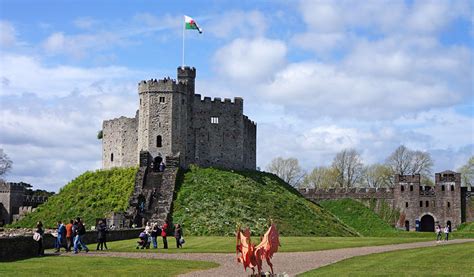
319,198,399,236
11,167,137,228
457,222,474,232
171,166,357,236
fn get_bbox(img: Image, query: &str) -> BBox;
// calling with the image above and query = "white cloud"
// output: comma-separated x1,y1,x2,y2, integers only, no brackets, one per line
206,10,267,39
73,17,98,29
0,20,18,47
213,37,287,82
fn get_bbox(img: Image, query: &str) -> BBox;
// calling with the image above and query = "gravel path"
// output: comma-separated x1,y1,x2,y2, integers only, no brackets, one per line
65,239,474,276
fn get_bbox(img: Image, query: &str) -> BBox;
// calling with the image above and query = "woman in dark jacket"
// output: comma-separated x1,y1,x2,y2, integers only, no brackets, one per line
35,221,44,256
96,220,108,250
174,224,183,248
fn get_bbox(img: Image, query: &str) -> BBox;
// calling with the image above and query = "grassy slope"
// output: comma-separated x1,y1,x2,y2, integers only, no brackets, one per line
0,256,217,276
319,199,399,237
300,242,474,276
11,167,137,228
172,166,357,236
104,236,431,253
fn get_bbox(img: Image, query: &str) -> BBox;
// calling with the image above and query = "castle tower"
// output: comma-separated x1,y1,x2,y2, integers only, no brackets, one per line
177,66,196,167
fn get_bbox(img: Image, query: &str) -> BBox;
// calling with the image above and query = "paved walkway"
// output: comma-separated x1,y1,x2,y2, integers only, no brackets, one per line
71,239,474,276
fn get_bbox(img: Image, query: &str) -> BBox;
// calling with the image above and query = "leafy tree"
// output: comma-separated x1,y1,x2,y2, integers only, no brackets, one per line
302,166,339,189
361,164,392,188
97,130,103,139
458,156,474,188
0,148,12,179
331,149,363,188
266,157,305,187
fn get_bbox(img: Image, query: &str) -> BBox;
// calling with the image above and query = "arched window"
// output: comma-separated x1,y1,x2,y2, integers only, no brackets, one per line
111,153,114,162
401,185,405,192
410,185,413,191
156,136,162,147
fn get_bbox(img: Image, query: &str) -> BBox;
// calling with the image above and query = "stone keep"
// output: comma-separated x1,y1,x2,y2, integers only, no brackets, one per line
102,66,256,170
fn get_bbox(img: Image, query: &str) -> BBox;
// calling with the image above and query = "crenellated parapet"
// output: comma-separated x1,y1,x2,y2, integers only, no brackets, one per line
138,77,187,93
299,187,394,201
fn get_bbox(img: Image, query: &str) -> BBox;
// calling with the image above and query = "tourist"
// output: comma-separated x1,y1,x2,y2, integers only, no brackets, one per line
54,220,66,253
136,231,150,249
435,224,442,242
34,221,44,256
96,220,108,251
66,219,74,252
161,221,168,249
174,223,183,248
73,217,89,254
151,223,160,249
444,225,450,241
159,161,166,172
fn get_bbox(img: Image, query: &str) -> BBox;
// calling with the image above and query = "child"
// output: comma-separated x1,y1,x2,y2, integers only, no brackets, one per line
136,231,150,249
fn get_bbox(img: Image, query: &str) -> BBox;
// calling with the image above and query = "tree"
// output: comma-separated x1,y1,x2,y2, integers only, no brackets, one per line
385,145,433,176
266,157,305,187
458,156,474,188
361,164,393,188
331,149,363,188
302,166,339,189
0,149,13,178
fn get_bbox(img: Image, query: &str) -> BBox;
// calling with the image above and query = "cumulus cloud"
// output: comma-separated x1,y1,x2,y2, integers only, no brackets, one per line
0,54,142,191
206,10,267,39
213,37,287,82
0,20,18,47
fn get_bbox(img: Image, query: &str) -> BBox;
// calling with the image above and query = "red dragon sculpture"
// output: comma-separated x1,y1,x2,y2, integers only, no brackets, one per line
236,223,280,275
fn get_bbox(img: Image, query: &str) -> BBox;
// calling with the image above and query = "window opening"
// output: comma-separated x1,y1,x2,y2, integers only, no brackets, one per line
442,185,445,191
447,202,450,208
111,153,114,162
420,201,423,207
159,97,165,103
426,201,429,207
156,136,162,147
401,185,404,192
211,117,219,124
410,185,413,191
405,202,408,208
450,185,454,191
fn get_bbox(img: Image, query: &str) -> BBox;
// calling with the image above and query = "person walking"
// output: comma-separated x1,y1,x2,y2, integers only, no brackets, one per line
161,221,168,249
96,220,108,250
444,225,450,241
151,223,160,249
34,221,44,256
435,224,442,242
174,223,183,248
66,219,74,252
55,220,66,253
73,217,89,254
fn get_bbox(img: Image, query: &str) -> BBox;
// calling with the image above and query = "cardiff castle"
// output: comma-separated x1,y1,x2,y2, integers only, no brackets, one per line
102,66,256,171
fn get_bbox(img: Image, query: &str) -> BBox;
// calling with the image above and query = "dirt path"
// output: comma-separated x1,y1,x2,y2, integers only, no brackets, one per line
69,239,474,276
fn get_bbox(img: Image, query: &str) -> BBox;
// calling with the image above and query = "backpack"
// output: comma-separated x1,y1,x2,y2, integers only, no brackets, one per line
78,223,86,235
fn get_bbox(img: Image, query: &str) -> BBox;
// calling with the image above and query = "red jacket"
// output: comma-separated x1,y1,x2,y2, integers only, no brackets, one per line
161,223,168,237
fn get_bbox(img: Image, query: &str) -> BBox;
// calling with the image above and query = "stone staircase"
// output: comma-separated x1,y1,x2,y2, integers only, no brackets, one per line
126,152,180,227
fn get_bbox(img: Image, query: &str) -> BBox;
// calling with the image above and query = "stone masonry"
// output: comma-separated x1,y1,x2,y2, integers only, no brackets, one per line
102,66,256,171
300,170,473,231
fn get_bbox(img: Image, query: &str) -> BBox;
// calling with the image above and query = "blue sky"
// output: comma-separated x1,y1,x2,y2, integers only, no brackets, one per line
0,0,473,191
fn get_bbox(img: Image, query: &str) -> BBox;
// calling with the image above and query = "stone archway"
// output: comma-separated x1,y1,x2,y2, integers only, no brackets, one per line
420,214,435,232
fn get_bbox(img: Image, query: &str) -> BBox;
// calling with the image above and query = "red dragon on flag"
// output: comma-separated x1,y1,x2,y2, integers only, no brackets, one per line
236,223,280,275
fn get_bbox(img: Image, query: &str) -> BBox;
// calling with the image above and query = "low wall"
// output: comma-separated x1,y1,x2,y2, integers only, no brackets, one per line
0,228,143,261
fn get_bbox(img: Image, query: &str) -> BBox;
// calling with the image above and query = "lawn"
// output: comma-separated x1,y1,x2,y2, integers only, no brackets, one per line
0,255,218,277
102,236,433,253
299,242,474,276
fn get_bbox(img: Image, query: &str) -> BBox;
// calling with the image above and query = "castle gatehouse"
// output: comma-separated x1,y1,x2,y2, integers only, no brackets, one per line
299,171,473,231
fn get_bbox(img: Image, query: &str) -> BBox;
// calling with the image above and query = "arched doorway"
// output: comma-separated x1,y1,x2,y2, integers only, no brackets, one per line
420,214,435,232
447,220,452,232
404,220,410,231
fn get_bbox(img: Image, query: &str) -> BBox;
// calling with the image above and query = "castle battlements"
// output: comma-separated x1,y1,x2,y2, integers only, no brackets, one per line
102,66,256,171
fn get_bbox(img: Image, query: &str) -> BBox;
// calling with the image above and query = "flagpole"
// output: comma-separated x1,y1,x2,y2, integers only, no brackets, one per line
182,16,185,68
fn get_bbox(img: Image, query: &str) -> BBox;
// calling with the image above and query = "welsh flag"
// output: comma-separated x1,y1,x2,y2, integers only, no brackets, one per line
185,15,202,33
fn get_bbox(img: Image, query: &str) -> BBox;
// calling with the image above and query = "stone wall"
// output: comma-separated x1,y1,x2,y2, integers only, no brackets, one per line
0,228,143,261
102,115,138,169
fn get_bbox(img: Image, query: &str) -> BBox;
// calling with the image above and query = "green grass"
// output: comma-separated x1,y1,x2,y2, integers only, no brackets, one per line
103,236,433,253
0,256,217,276
172,166,357,236
299,242,474,276
11,167,137,228
457,221,474,232
319,199,400,236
